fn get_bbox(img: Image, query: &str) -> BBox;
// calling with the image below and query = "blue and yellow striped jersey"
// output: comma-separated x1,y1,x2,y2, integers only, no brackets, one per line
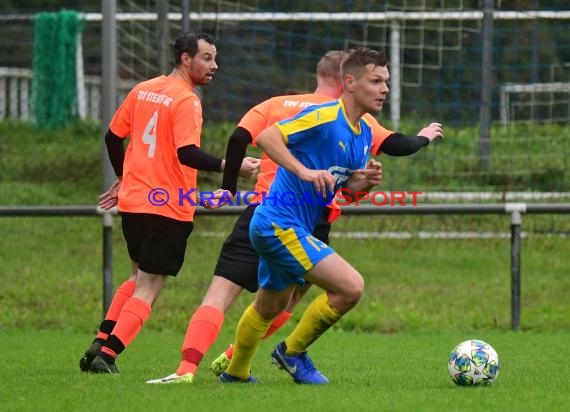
254,98,373,231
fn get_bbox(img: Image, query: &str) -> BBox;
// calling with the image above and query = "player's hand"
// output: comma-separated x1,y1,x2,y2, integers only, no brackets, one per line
239,156,260,179
355,159,383,187
417,122,444,142
299,168,335,199
201,188,234,210
98,178,121,210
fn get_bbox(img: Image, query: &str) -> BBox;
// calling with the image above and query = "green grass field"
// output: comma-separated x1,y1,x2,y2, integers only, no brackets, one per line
1,217,570,411
2,216,570,333
3,329,569,412
2,120,570,410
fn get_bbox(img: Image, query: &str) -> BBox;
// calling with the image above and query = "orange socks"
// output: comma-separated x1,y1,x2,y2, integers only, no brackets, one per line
263,311,292,339
95,279,136,341
176,305,224,375
101,296,151,359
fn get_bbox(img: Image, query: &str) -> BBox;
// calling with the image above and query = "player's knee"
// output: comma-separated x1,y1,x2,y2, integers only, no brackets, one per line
347,276,365,305
256,291,290,319
338,273,364,310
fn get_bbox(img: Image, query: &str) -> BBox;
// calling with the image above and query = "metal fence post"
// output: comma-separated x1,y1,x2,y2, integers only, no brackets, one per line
506,203,525,331
101,0,117,191
389,19,401,130
479,0,494,169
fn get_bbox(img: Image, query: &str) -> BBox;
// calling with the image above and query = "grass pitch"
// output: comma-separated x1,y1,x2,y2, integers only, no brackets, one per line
2,329,568,412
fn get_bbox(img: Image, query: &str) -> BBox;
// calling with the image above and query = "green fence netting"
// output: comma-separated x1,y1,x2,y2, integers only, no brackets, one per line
32,10,84,128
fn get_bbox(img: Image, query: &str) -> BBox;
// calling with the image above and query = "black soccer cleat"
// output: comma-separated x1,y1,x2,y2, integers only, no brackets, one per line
89,355,119,374
79,341,103,372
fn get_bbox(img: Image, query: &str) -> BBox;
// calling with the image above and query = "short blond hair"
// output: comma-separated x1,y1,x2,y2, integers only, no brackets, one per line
316,50,348,81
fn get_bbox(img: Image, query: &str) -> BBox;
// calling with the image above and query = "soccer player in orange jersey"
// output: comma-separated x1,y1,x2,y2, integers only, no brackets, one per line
79,30,257,374
147,50,443,383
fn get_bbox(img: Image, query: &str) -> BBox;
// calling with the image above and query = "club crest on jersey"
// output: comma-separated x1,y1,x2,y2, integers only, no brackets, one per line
328,166,354,186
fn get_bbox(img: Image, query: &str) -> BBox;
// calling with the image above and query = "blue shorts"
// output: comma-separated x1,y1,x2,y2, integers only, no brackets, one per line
249,213,335,291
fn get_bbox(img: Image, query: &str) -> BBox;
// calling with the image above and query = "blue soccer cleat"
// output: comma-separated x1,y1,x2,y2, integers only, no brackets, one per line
219,371,260,383
271,342,329,384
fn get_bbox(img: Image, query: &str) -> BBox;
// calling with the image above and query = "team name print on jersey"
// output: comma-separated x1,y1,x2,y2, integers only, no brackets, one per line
137,90,173,107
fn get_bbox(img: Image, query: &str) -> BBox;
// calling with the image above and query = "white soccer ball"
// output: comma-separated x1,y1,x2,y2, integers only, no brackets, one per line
448,339,500,386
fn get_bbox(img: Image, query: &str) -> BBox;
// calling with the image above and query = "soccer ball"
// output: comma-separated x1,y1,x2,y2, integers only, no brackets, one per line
448,339,500,386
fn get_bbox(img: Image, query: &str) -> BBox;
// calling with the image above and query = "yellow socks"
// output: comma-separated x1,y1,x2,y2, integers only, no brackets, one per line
227,304,273,379
284,292,341,355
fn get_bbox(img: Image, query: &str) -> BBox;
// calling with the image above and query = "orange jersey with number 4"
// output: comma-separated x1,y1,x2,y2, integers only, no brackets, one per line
109,75,202,221
239,93,394,205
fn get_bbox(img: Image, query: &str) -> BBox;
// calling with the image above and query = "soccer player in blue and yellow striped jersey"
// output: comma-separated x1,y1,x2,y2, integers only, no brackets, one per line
221,47,389,384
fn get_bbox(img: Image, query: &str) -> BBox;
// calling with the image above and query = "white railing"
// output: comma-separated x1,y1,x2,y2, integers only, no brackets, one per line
0,67,135,122
0,67,31,121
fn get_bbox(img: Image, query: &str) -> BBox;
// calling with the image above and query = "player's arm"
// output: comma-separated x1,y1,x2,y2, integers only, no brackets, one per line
256,125,334,197
379,122,443,156
344,159,383,194
100,129,126,210
178,141,259,184
201,127,255,210
221,126,253,196
105,128,126,178
174,95,258,179
379,133,429,156
177,144,223,171
255,126,303,173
